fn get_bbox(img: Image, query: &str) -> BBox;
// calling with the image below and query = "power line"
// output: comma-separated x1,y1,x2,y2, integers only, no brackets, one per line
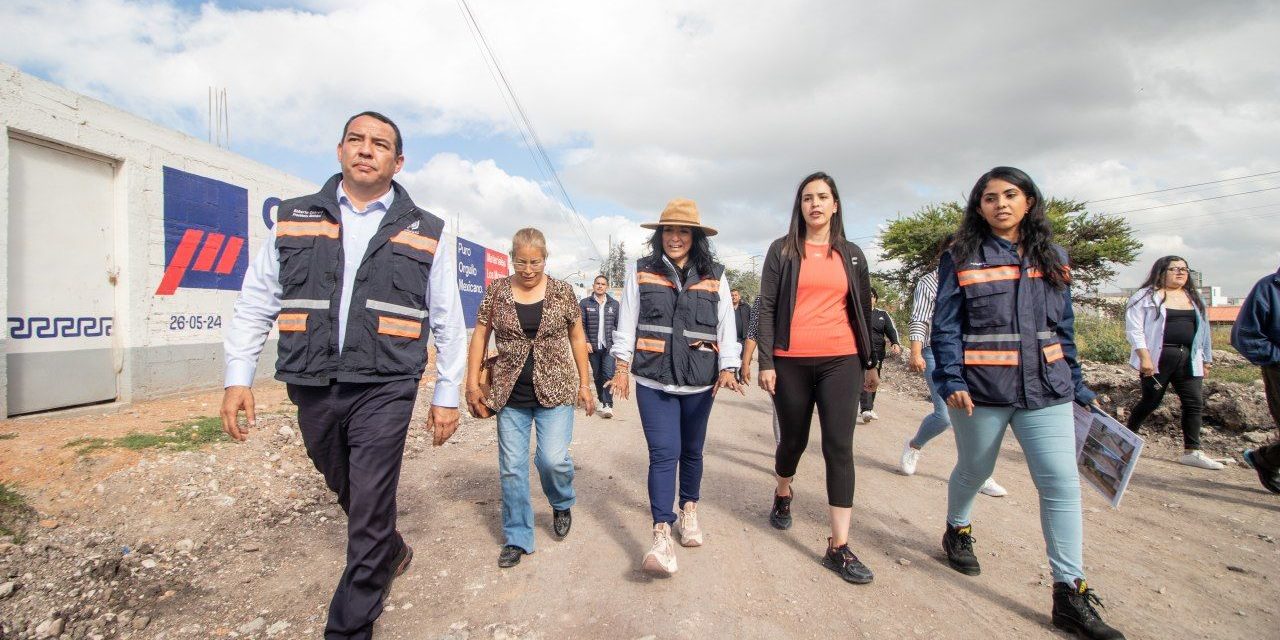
1101,185,1280,215
1087,170,1280,203
456,0,604,264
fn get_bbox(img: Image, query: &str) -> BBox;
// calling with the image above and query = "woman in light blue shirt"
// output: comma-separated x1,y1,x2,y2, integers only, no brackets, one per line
1123,255,1219,470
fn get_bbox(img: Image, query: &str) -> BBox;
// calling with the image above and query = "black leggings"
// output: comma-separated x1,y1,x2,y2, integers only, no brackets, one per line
772,355,863,508
1127,344,1204,450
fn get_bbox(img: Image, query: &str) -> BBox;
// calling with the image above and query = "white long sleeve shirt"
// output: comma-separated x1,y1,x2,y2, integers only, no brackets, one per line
223,183,466,407
611,261,741,394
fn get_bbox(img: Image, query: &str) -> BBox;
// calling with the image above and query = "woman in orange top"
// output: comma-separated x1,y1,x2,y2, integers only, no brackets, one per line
756,171,879,585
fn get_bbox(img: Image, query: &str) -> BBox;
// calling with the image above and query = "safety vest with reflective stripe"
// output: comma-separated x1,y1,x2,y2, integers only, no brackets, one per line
946,236,1075,407
272,173,444,386
630,255,725,387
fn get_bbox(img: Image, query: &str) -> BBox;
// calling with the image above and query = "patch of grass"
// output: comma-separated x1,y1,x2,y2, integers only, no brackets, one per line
0,433,17,440
64,416,230,456
1211,324,1237,354
1074,314,1130,364
1209,363,1262,384
0,481,32,543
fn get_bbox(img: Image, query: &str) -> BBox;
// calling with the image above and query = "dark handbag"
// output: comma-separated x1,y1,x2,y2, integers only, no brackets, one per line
469,354,499,419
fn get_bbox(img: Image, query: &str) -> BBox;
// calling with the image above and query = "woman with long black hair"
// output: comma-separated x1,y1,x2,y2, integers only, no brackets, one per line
931,167,1125,639
1124,256,1220,469
609,199,743,577
756,171,879,585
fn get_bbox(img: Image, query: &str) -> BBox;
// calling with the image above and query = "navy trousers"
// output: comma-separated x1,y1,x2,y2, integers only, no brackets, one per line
635,385,716,524
288,379,418,640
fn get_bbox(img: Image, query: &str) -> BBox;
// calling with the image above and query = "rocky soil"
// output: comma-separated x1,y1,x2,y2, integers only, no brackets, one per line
886,350,1278,458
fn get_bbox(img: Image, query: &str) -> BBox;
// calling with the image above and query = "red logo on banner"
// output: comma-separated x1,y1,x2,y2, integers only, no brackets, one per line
484,249,509,285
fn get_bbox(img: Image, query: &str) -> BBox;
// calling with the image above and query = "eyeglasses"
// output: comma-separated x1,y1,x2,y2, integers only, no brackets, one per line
1165,267,1190,274
513,259,545,270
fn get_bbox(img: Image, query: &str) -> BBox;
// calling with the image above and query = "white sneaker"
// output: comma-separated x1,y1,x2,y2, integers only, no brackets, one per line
599,405,613,419
677,502,703,547
860,411,874,424
642,523,678,576
979,477,1008,497
1179,450,1225,470
868,410,880,421
899,440,921,476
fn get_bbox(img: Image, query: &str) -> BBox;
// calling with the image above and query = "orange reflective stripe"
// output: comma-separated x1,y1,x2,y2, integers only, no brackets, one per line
278,313,308,332
637,272,676,288
391,230,438,254
963,350,1019,366
956,266,1020,287
1027,266,1071,281
377,316,422,339
276,220,340,239
687,279,719,293
1043,343,1064,363
637,337,666,353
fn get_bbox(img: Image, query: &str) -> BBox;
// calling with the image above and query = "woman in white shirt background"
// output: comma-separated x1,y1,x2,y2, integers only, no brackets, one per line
1123,255,1220,470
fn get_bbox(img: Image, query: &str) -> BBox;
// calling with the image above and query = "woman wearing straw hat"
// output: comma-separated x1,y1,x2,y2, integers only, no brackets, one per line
609,198,744,577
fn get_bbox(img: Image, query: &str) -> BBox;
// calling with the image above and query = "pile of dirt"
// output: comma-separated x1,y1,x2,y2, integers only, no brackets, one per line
874,352,1277,458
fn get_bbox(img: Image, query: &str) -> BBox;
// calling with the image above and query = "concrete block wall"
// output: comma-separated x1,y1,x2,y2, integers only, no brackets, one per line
0,64,316,414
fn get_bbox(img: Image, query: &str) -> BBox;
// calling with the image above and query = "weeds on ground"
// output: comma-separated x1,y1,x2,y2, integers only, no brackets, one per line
1074,314,1130,364
0,481,32,543
64,416,229,456
0,432,16,440
1209,364,1263,384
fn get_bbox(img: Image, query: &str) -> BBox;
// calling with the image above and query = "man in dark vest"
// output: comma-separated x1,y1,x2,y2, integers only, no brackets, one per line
221,112,467,640
580,274,620,417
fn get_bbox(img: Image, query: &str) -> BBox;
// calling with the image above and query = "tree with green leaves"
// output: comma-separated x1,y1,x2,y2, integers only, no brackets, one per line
726,267,760,300
604,240,628,287
879,198,1140,304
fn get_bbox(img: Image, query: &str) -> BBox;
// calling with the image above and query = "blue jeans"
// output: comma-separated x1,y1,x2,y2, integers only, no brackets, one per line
588,349,615,407
635,385,715,524
946,402,1084,583
497,404,576,553
909,348,952,449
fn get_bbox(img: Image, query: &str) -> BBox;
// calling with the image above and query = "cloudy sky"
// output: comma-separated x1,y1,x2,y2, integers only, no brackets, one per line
3,0,1279,295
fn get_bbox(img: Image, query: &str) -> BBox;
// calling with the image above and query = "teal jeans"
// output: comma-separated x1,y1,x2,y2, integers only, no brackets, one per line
946,402,1085,584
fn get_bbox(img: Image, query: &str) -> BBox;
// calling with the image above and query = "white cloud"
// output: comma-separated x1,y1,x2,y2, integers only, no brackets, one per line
4,0,1280,293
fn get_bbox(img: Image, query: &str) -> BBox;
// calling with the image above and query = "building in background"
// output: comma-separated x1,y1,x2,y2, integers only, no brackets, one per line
0,65,506,417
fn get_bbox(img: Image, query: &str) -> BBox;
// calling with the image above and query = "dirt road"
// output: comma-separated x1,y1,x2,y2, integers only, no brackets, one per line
2,372,1277,639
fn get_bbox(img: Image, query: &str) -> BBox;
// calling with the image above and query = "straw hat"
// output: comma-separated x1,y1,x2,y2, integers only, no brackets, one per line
640,198,718,236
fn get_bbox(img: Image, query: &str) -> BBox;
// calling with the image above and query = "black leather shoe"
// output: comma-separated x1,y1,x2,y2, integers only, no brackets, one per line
822,538,874,584
943,523,981,576
769,491,793,530
1243,449,1280,494
1052,580,1126,639
381,536,413,600
498,545,529,568
553,508,572,539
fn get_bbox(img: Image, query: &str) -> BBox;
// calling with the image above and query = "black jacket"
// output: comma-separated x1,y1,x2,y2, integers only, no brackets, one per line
756,237,874,370
273,173,444,386
579,294,620,350
733,303,752,344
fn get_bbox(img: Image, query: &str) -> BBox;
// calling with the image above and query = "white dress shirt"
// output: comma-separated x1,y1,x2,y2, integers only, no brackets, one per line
223,182,467,407
611,260,741,395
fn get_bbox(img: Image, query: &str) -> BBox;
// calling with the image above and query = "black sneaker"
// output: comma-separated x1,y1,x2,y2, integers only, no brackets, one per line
553,508,572,539
1052,579,1126,639
498,545,529,568
1242,449,1280,494
822,538,874,584
943,523,981,576
769,490,793,530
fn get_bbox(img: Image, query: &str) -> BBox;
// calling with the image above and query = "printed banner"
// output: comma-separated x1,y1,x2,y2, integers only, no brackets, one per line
456,238,487,327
